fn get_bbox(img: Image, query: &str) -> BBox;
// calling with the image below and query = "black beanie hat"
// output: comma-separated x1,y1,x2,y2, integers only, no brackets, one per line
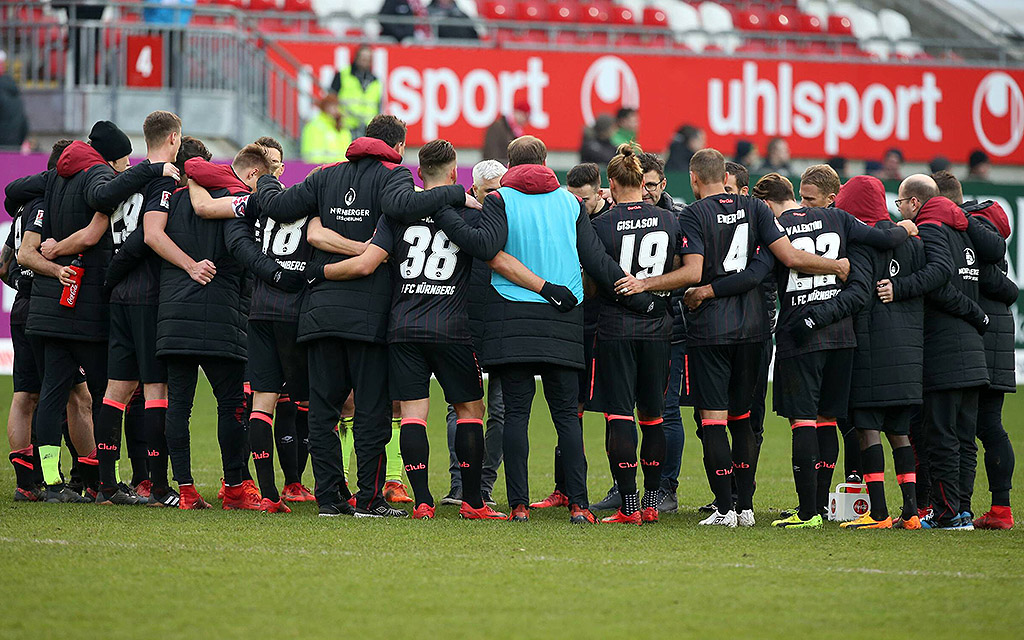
89,120,132,162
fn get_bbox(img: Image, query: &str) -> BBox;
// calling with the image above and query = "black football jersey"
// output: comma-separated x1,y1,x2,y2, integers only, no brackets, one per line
249,213,312,323
372,207,481,344
678,193,785,346
591,201,678,340
109,176,175,306
7,198,41,323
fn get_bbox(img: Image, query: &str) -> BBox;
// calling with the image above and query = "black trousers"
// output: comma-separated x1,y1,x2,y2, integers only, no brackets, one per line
35,337,107,448
164,355,246,486
306,338,390,508
922,386,980,521
965,388,1015,508
498,363,588,509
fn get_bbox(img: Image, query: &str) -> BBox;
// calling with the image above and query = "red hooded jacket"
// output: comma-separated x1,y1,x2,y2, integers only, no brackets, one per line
185,157,249,195
916,196,968,231
834,175,890,226
56,140,109,178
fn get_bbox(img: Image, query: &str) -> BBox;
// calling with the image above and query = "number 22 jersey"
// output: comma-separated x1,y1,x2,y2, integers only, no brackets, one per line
678,193,785,347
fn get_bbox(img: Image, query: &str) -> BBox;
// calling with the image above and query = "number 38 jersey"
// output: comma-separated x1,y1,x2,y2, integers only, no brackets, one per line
371,206,482,344
248,212,311,323
679,194,785,347
592,201,679,341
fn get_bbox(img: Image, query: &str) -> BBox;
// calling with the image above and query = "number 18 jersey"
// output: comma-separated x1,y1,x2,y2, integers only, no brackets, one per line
678,193,786,347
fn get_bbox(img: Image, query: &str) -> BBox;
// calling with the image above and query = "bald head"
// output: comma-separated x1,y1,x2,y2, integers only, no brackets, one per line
897,174,938,221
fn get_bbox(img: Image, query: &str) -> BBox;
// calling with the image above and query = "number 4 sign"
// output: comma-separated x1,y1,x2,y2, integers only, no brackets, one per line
126,35,164,88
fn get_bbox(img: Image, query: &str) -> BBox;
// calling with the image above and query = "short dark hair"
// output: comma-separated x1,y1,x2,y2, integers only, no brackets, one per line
689,148,726,184
365,114,407,147
885,147,905,162
233,143,272,175
176,136,211,176
932,170,963,205
143,110,182,148
507,135,546,167
753,173,795,203
616,107,637,122
567,162,600,189
639,152,665,180
418,139,457,180
725,161,748,189
48,139,74,171
254,136,283,157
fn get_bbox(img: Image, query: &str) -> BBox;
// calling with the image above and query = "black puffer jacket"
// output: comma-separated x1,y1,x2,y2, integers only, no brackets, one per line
965,200,1017,393
27,142,164,342
254,137,467,344
892,197,989,392
3,172,48,321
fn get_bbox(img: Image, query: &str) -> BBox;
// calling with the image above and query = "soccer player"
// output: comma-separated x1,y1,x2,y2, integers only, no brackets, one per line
89,111,182,506
879,175,989,529
795,175,927,529
255,115,481,518
752,173,913,529
23,121,178,503
933,171,1016,529
618,149,850,528
587,144,678,525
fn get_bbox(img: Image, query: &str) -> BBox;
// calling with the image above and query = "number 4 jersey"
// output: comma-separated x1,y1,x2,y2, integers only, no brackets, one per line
370,206,482,344
591,201,679,340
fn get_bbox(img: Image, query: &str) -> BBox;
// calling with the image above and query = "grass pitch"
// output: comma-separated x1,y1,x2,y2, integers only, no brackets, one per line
0,375,1021,640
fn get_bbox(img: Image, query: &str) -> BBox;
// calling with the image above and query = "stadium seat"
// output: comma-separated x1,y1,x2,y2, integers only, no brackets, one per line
642,7,668,28
766,11,793,32
550,3,577,24
663,1,704,51
283,0,312,12
609,6,636,25
481,0,512,21
580,3,609,24
878,8,912,41
798,13,822,33
699,2,738,53
249,0,279,12
517,0,547,22
455,0,478,19
801,0,829,25
736,9,765,31
827,15,853,36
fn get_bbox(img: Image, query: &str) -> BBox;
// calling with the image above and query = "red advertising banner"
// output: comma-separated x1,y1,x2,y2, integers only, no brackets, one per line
279,42,1024,164
126,35,164,88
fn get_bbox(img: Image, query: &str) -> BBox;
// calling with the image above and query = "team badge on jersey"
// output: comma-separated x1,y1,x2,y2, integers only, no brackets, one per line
964,247,976,265
232,195,249,218
34,209,44,226
345,187,357,206
161,190,171,209
889,258,900,277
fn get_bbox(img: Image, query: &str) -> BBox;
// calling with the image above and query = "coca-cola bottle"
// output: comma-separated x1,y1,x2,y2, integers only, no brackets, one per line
59,254,84,308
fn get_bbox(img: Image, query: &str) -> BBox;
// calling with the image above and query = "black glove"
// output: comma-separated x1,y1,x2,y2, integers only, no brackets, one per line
540,281,578,312
272,268,305,293
618,291,661,316
302,262,326,288
972,312,990,334
790,310,817,344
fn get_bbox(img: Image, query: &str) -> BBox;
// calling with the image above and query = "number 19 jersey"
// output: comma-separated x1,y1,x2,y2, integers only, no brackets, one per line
371,207,482,344
679,193,785,347
591,201,679,340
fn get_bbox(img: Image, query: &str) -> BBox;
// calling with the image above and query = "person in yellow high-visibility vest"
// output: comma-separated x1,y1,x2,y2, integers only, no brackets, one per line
300,94,352,165
329,45,382,138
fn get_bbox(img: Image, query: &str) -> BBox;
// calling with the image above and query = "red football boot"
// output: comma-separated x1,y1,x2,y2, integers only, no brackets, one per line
974,506,1014,530
258,498,291,513
602,509,642,525
529,489,569,509
178,484,211,510
222,483,262,510
281,482,316,502
460,503,507,520
242,479,262,503
507,505,530,522
383,481,413,504
134,480,153,500
641,507,659,523
217,478,226,500
412,503,435,519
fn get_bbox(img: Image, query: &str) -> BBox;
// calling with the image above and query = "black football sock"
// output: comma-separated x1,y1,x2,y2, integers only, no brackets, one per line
861,442,888,520
893,445,919,519
701,419,733,513
815,421,839,515
728,413,755,511
77,449,99,492
400,419,432,507
839,417,861,478
791,422,819,521
274,398,300,486
125,391,149,486
607,416,639,513
60,417,78,486
95,398,126,492
144,400,169,490
455,418,485,509
248,410,278,501
639,418,666,508
295,405,310,480
553,446,566,494
10,446,36,490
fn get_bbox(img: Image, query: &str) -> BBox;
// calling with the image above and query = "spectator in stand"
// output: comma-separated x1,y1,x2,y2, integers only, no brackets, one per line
665,124,704,173
579,114,618,165
968,150,991,182
0,51,29,152
879,147,904,181
865,160,884,179
929,155,951,174
826,156,847,181
301,94,352,165
379,0,429,43
428,0,478,40
734,140,757,169
143,0,195,25
610,107,639,148
329,45,382,138
757,137,791,174
482,100,529,164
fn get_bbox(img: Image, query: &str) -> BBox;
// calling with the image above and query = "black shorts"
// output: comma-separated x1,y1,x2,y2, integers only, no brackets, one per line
688,342,765,413
247,320,309,401
579,330,597,405
28,333,87,389
11,323,41,393
587,339,671,417
389,342,483,404
108,303,166,384
773,348,855,421
851,405,913,435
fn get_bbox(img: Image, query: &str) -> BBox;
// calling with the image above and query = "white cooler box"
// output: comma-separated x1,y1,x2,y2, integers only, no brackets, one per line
827,483,872,522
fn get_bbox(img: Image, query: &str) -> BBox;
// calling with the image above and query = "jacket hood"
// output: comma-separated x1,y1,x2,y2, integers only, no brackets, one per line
834,175,889,226
917,196,968,231
57,140,109,178
345,137,401,163
185,158,248,194
964,199,1011,239
500,164,560,194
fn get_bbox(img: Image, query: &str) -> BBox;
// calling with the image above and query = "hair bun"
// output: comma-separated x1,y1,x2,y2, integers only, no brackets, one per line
616,142,635,157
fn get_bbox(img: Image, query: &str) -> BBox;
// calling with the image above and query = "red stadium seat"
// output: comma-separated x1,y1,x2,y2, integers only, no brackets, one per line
798,14,822,33
643,7,668,28
609,6,635,25
736,10,764,31
828,15,853,35
283,0,311,11
550,3,577,23
579,3,608,24
767,12,793,32
518,0,547,22
249,0,278,12
481,1,512,21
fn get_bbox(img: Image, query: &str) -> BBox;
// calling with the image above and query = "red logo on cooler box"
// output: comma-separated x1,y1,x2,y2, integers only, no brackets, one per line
853,498,869,515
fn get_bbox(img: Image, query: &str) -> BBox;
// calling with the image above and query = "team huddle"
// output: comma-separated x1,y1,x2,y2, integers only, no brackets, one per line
2,109,1016,530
